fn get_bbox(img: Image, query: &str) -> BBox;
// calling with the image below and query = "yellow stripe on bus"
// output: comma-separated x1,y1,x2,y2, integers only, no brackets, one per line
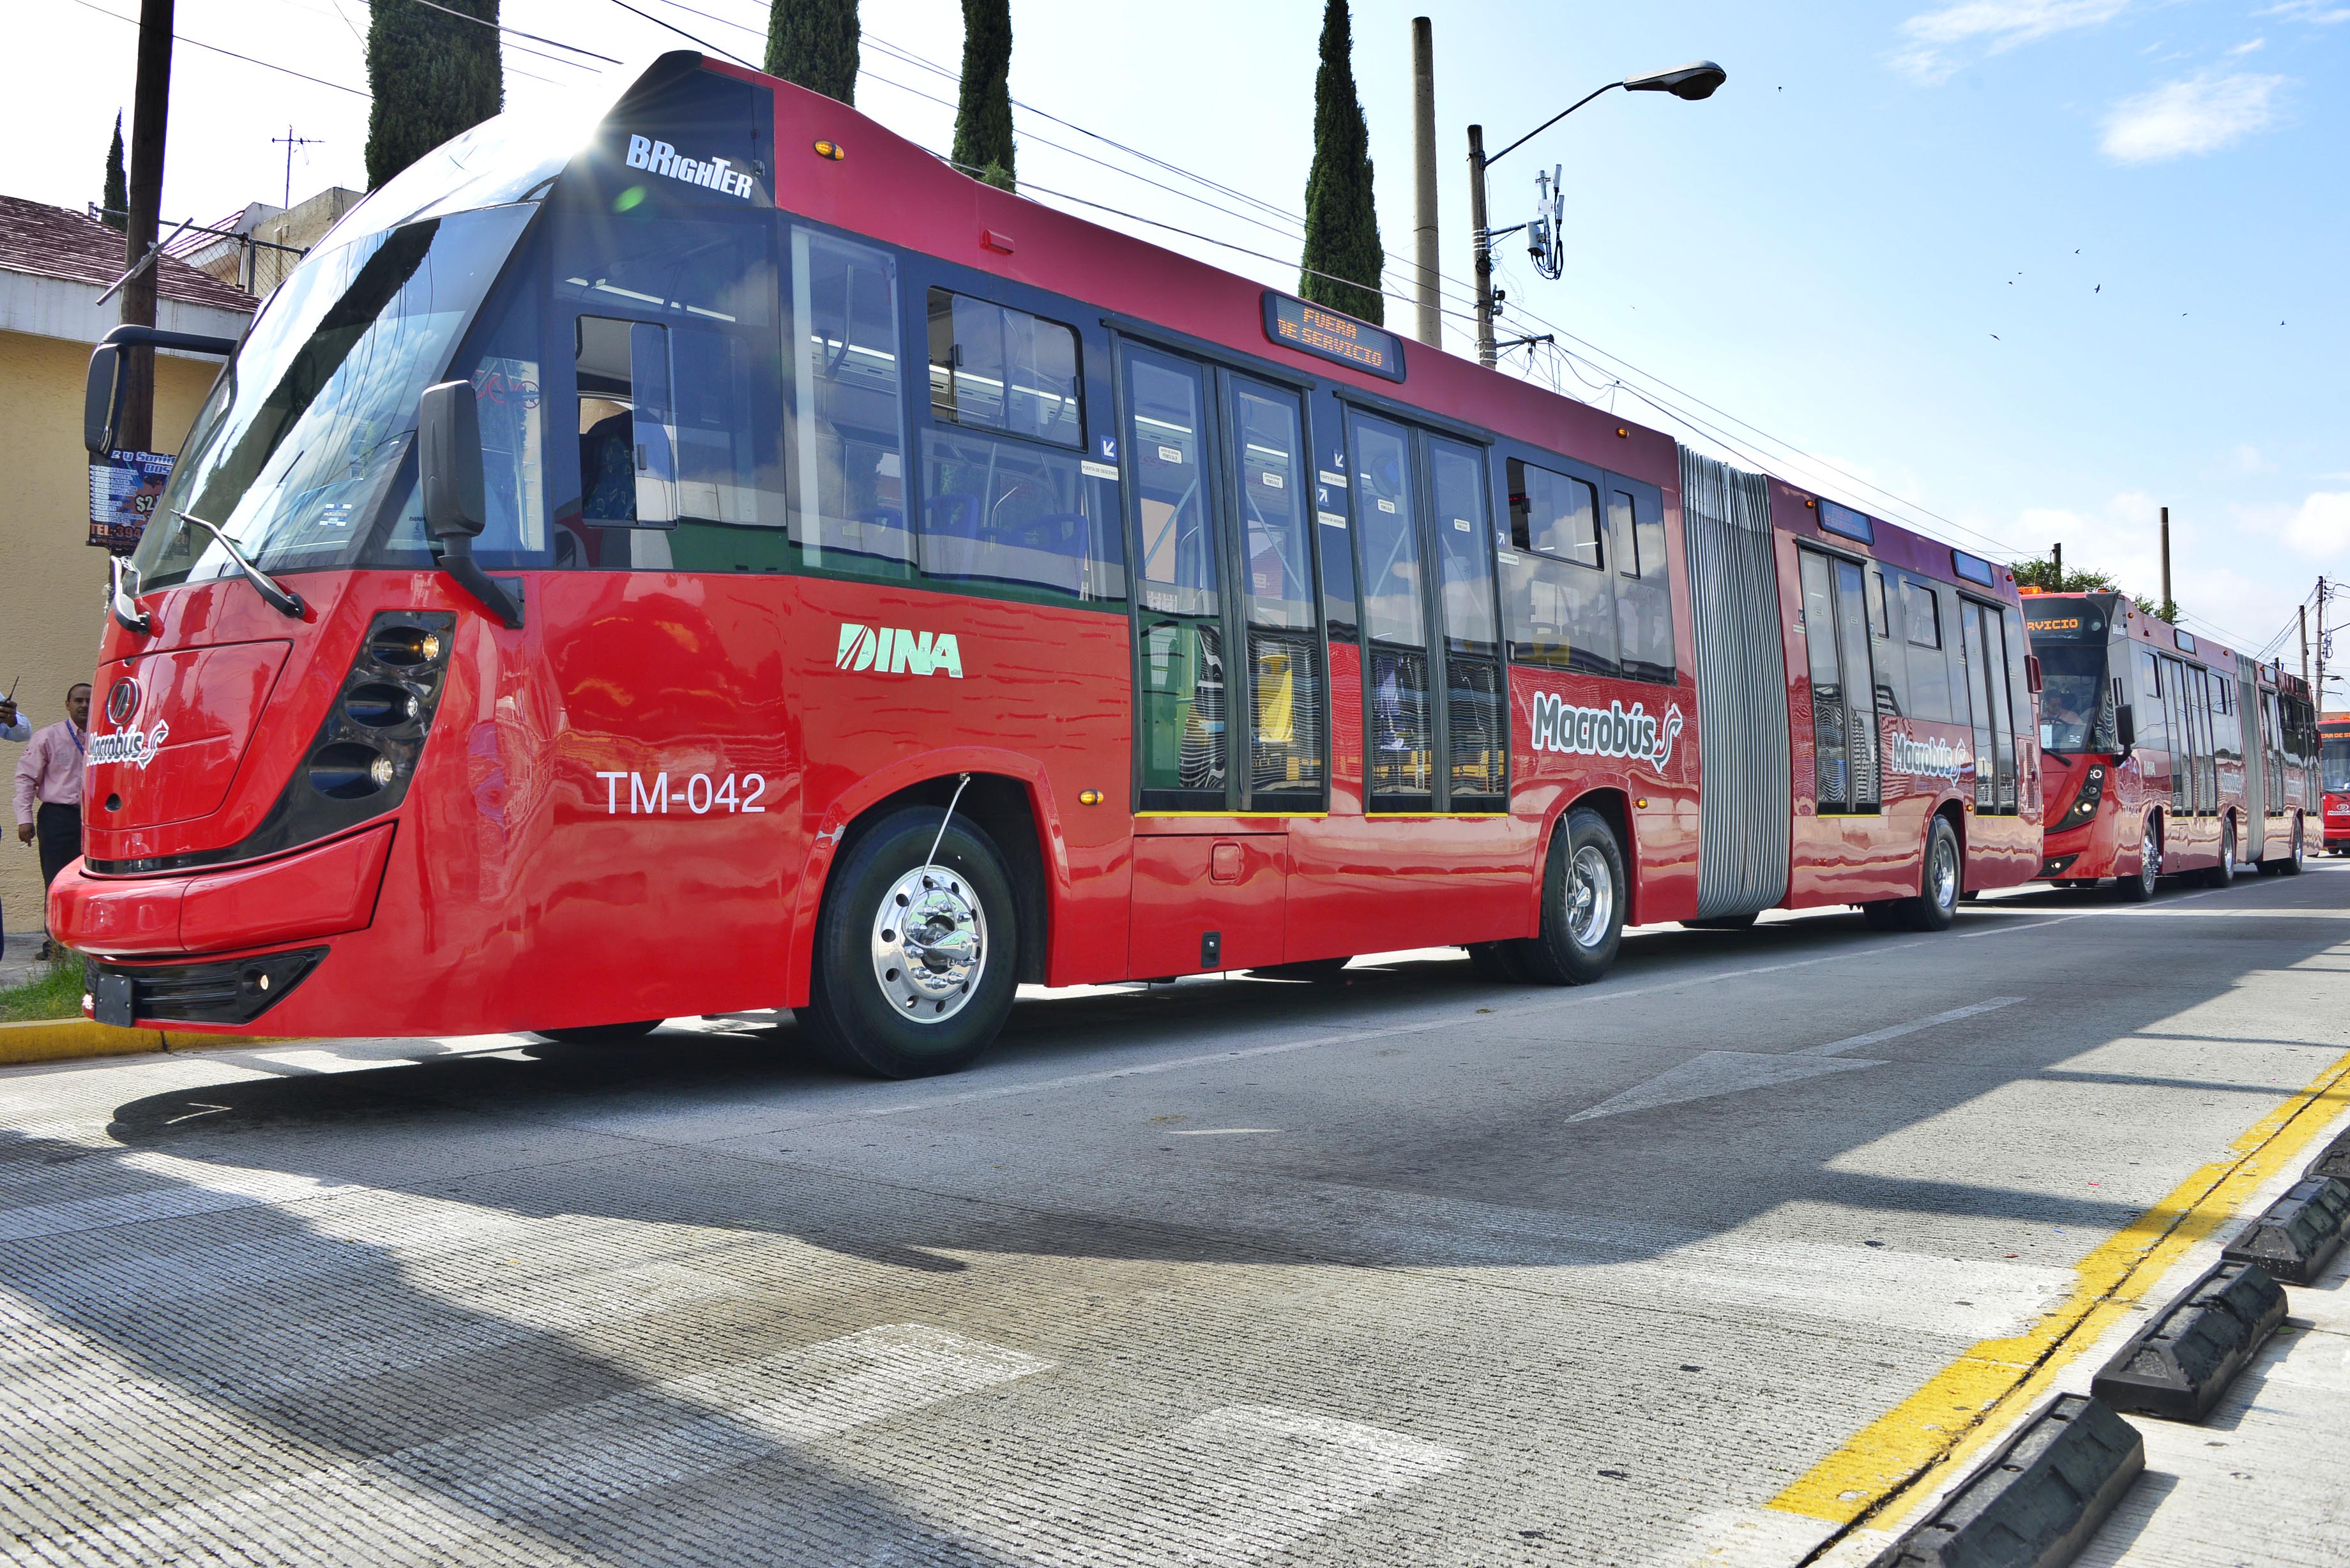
1770,1042,2350,1530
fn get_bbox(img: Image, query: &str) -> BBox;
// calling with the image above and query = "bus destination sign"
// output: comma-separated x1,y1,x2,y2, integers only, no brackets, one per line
1262,292,1406,383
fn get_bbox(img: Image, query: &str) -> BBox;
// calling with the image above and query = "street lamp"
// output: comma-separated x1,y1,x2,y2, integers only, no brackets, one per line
1468,61,1725,367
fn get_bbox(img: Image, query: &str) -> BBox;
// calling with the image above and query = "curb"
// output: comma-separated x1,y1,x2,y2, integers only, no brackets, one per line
0,1018,303,1066
2308,1126,2350,1182
2221,1176,2350,1286
1869,1394,2142,1568
2089,1260,2286,1422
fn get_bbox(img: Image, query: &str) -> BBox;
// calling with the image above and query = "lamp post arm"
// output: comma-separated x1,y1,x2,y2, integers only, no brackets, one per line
1486,80,1623,169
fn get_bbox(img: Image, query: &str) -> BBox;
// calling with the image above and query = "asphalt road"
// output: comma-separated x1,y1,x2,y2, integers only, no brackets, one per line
3,861,2347,1567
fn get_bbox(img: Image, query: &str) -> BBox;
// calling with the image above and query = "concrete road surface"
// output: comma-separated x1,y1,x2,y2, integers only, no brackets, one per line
2,862,2346,1567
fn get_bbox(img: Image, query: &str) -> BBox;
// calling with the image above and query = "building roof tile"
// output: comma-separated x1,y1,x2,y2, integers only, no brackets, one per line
0,193,257,313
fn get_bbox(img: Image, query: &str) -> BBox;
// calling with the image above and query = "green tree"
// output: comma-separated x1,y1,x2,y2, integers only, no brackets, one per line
365,0,503,192
100,112,127,232
766,0,859,103
2011,556,2177,623
952,0,1016,191
1298,0,1384,324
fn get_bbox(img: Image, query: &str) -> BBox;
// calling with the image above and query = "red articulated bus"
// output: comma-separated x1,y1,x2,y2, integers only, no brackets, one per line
2321,714,2350,854
58,53,2044,1076
2024,591,2314,896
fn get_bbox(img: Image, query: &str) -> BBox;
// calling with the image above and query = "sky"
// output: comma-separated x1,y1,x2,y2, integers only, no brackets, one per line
3,0,2344,678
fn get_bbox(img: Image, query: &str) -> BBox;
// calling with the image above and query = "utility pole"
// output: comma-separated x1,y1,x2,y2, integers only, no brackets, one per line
116,0,174,455
1409,17,1439,349
2158,506,2172,614
2052,541,2062,584
1466,124,1494,366
270,124,323,211
2319,577,2330,714
2301,601,2311,690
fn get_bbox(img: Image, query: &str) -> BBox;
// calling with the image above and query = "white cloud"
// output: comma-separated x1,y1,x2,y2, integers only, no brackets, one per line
2234,444,2273,474
2100,73,2286,162
2284,492,2350,555
2228,38,2268,54
1896,0,2133,81
2257,2,2350,24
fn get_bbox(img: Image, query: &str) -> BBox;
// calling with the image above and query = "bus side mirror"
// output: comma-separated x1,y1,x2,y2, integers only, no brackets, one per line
84,343,123,455
418,380,486,540
2025,654,2043,695
2116,704,2136,752
416,381,522,630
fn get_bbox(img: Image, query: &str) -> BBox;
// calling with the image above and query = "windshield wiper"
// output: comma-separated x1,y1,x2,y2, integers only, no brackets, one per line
172,511,307,619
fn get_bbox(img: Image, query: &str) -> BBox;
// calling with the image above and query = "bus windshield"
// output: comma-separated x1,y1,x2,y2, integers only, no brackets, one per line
2036,641,2109,753
133,205,532,592
2324,737,2350,794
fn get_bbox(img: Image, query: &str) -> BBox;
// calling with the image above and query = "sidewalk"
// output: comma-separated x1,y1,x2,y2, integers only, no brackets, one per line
0,929,47,991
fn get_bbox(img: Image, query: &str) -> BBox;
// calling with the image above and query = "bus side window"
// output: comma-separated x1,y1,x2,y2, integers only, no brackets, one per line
1608,484,1673,682
1900,578,1950,723
787,227,912,577
916,287,1121,605
1502,456,1617,677
1870,568,1906,718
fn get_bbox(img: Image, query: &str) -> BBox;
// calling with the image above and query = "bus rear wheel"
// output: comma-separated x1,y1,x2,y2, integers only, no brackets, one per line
802,806,1020,1080
1520,808,1626,986
2115,820,2161,902
2204,820,2238,888
1467,941,1531,982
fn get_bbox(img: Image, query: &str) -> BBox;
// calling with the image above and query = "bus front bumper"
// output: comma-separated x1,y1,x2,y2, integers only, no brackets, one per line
50,825,395,1027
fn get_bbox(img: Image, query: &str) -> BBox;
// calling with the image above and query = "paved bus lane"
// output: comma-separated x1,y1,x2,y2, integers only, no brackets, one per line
1,864,2346,1566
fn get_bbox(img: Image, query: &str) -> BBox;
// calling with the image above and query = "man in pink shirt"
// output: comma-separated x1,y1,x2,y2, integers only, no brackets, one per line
14,682,89,961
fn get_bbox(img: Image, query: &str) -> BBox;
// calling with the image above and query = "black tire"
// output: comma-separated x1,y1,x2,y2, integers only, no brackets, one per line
1466,940,1532,983
1680,912,1760,931
801,806,1019,1079
1519,808,1626,986
2277,817,2305,876
1860,900,1906,932
534,1019,664,1044
2204,818,2238,889
1248,957,1353,982
1898,815,1964,932
2114,817,2161,903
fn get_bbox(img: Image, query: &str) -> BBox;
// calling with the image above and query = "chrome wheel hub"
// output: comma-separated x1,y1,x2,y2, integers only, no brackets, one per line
1565,845,1613,949
2141,827,2159,887
870,865,987,1023
1930,834,1959,910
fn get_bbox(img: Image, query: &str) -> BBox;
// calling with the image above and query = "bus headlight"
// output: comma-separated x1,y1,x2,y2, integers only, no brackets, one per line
2054,767,2105,830
300,612,453,806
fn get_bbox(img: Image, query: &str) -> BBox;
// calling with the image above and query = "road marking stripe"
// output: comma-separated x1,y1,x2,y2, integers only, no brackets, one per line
986,1403,1461,1566
1768,1039,2350,1540
1798,997,2025,1058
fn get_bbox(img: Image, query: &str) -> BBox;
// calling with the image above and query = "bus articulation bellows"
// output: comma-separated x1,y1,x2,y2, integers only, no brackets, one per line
61,52,2045,1075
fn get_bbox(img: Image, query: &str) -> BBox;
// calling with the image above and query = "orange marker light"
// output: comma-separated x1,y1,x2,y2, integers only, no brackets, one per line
814,140,845,160
1079,789,1103,806
1615,426,1629,439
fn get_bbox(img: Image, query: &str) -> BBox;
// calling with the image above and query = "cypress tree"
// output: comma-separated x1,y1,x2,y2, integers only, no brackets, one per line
766,0,860,103
1298,0,1384,324
365,0,504,191
101,112,127,232
951,0,1016,192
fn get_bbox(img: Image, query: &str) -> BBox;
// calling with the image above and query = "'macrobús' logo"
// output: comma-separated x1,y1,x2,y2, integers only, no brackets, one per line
1528,694,1683,770
836,623,965,679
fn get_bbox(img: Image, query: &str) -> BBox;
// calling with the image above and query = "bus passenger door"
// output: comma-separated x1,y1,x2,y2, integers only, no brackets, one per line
1798,550,1881,815
1120,343,1295,976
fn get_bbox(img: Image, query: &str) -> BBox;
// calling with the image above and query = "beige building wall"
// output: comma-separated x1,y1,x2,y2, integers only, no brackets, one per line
0,331,220,935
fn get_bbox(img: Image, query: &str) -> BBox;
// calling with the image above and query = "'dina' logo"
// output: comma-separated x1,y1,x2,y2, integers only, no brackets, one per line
1529,694,1683,770
87,720,170,771
837,623,965,679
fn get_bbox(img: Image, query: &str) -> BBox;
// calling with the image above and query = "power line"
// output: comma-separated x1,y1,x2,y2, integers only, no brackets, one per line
603,0,755,70
407,0,620,64
72,0,370,96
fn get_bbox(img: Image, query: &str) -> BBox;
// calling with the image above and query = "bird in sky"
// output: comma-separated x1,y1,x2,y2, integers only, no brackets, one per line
2095,284,2102,293
1990,333,2001,340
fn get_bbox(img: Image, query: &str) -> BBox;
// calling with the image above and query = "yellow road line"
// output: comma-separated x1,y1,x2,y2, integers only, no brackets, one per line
1769,1041,2350,1534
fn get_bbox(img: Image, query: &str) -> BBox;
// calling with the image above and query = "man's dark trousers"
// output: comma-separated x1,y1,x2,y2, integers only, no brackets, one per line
35,802,80,893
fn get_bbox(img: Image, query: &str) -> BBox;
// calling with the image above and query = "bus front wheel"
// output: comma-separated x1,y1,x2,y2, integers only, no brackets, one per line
803,806,1020,1079
2115,820,2161,902
1521,808,1626,986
